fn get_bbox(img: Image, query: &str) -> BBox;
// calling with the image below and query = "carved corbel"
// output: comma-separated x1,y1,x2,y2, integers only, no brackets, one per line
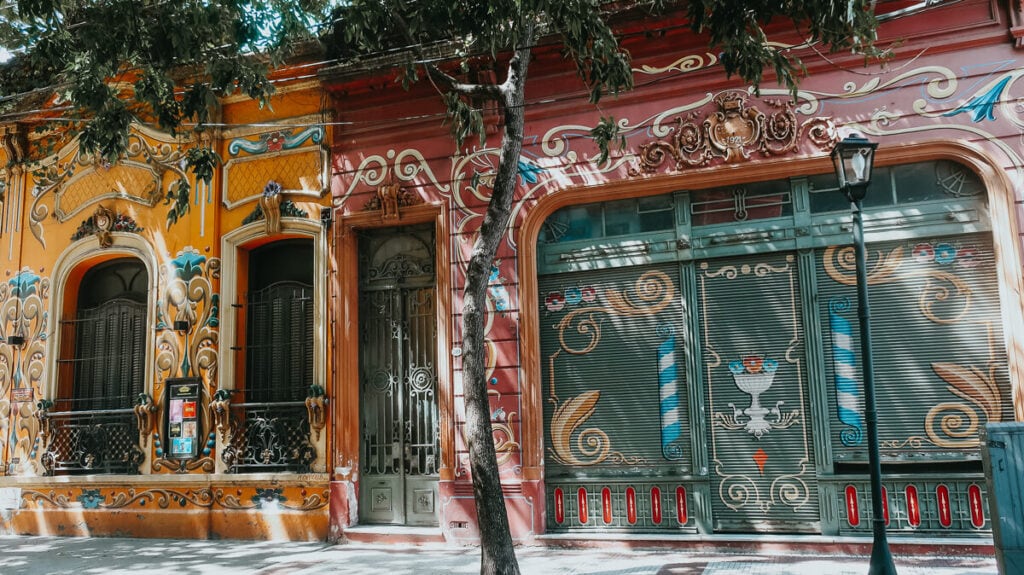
0,125,28,164
305,384,328,441
93,204,115,247
363,178,423,219
35,399,53,452
259,180,283,235
1011,0,1024,48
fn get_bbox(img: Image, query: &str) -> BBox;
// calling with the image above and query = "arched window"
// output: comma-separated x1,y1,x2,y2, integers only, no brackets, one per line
46,257,149,475
58,258,148,411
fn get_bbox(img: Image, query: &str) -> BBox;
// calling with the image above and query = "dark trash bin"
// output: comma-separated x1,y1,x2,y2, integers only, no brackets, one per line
981,422,1024,575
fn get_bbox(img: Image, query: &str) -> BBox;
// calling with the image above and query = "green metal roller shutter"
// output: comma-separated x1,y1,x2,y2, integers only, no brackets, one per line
696,251,819,533
540,262,690,480
816,233,1012,464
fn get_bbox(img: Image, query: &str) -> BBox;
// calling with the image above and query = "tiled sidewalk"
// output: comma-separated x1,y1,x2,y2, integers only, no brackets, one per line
0,536,999,575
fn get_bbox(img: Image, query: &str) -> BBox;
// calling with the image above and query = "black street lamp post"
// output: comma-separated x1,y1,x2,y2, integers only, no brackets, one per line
831,133,897,575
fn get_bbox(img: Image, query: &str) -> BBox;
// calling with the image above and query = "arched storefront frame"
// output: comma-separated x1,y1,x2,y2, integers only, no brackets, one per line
517,141,1024,532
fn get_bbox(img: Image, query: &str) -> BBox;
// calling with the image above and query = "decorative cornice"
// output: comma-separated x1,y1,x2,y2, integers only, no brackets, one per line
629,91,837,176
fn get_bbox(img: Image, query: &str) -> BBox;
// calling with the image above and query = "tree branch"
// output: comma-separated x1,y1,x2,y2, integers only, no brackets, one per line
381,0,501,99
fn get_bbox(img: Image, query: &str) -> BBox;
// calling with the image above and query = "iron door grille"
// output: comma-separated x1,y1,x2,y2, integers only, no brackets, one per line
697,251,819,533
539,262,690,481
817,233,1012,464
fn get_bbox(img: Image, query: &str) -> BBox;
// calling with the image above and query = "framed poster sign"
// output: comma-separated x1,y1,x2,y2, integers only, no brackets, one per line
165,377,202,460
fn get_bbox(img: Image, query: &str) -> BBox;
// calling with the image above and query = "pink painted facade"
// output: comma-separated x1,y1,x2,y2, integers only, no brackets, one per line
324,0,1024,541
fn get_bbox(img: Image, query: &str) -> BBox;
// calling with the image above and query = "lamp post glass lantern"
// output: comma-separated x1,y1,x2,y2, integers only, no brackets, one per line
831,133,897,575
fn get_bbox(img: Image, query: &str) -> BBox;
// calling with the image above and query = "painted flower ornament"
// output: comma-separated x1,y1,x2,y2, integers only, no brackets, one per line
934,243,957,265
564,287,582,305
729,355,778,375
913,242,934,263
580,286,597,302
545,292,566,312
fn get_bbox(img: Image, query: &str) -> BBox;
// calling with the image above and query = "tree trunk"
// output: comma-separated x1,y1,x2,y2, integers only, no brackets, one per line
461,25,533,575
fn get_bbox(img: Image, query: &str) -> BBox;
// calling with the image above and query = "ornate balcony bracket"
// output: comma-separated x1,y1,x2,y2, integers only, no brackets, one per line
305,384,328,441
134,393,158,447
210,389,236,443
35,399,53,449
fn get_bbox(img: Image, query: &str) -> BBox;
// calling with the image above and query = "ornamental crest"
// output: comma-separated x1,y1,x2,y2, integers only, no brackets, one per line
630,92,837,175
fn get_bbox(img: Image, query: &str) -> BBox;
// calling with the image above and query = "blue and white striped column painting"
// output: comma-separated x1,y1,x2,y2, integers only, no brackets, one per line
829,297,864,446
658,329,684,460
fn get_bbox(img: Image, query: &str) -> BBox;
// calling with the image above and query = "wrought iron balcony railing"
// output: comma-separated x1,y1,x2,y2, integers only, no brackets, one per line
39,408,144,475
219,401,317,473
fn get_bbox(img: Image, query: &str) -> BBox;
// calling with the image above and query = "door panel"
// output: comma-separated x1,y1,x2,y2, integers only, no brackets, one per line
698,252,819,533
358,226,439,526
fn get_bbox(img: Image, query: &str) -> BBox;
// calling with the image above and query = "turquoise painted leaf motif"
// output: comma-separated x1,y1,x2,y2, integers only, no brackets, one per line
943,75,1012,123
78,489,105,509
9,271,40,297
171,252,207,282
283,126,323,149
517,156,545,186
206,294,220,327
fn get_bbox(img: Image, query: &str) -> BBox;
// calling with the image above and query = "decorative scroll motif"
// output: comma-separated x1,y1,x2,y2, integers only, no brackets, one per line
824,240,1004,451
228,127,323,157
156,247,220,381
823,244,971,324
829,297,864,446
70,204,144,247
701,255,812,518
220,402,316,473
629,92,837,175
716,462,811,514
152,248,219,472
362,179,423,219
633,52,718,75
1,269,50,474
489,389,521,466
925,362,1002,448
340,148,451,205
38,408,145,474
547,270,675,466
28,128,188,246
658,326,685,460
713,355,800,439
23,486,329,511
